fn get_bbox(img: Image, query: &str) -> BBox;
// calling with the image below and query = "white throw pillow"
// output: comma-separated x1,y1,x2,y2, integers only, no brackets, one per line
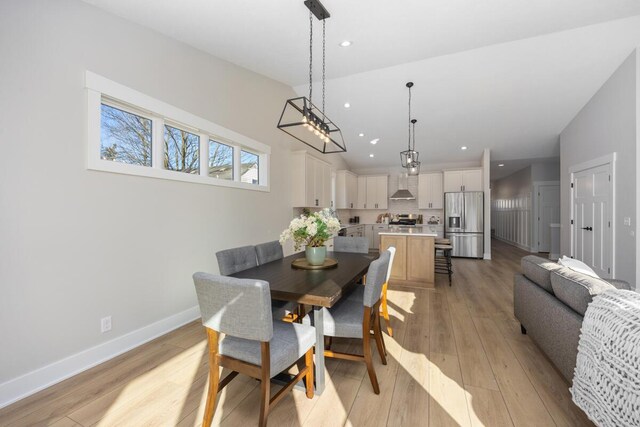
558,256,600,278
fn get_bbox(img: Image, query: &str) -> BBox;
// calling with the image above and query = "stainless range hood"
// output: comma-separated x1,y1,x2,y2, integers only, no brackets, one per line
390,174,415,200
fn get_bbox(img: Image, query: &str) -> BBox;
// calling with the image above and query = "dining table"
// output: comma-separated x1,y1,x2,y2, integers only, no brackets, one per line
230,250,377,394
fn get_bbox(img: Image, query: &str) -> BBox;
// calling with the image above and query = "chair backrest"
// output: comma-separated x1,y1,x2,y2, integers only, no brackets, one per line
363,250,391,307
193,272,273,342
334,236,369,254
385,247,396,284
255,240,284,265
216,245,258,275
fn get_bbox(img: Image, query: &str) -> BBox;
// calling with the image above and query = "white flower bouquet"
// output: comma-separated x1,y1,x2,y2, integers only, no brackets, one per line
280,208,341,251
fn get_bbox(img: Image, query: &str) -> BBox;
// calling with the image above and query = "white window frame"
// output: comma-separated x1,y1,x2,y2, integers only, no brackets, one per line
86,71,270,191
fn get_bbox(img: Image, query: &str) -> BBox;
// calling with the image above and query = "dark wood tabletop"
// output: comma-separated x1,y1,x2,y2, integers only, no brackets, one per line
230,251,377,307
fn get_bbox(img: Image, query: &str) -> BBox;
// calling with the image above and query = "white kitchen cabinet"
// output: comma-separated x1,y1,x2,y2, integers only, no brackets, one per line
291,151,332,208
443,168,483,192
364,224,374,249
335,170,357,209
373,224,388,250
356,176,367,209
367,175,388,210
418,172,443,209
357,175,388,210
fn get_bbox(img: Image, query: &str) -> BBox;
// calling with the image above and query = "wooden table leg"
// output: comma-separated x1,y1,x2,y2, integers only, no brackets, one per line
313,305,326,395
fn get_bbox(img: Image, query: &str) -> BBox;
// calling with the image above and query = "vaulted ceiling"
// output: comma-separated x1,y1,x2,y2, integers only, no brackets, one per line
83,0,640,169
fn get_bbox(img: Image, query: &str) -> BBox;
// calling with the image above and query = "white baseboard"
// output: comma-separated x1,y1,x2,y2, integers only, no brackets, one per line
0,305,200,409
483,253,492,260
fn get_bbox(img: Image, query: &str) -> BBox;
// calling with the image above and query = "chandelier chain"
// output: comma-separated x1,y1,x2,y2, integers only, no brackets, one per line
309,10,313,104
322,19,326,120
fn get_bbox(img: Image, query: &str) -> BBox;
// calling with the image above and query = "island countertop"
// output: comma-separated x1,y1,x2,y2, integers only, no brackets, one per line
379,226,438,237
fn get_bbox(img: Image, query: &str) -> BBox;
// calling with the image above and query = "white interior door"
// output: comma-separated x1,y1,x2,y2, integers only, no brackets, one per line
537,185,560,252
572,164,612,278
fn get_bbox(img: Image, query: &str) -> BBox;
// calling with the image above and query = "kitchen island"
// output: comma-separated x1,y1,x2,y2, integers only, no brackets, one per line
379,227,437,288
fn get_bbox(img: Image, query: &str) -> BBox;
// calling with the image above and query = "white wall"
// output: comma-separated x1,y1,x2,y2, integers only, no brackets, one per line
0,0,346,405
491,166,533,250
560,49,637,286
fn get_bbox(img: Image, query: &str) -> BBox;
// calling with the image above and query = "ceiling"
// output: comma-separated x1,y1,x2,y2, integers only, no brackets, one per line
83,0,640,169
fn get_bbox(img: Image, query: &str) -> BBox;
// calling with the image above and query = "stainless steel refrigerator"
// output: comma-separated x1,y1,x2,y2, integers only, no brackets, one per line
445,192,484,258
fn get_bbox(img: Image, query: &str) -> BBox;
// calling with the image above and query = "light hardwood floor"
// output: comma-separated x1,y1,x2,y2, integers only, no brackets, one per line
0,240,593,426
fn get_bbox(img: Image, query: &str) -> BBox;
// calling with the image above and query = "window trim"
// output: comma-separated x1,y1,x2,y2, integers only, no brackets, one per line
86,71,270,191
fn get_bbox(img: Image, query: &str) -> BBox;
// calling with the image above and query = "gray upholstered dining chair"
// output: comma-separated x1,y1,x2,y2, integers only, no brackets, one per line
216,245,258,275
345,246,397,336
255,240,301,319
304,250,391,394
215,245,294,320
333,236,369,253
255,240,284,265
193,273,315,427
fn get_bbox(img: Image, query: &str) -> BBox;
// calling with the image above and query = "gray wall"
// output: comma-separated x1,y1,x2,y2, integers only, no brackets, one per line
491,166,533,249
0,0,347,393
560,49,637,286
531,161,560,182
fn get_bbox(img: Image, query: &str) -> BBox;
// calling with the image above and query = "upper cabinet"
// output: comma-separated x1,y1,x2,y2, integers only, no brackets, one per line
418,172,443,209
356,176,367,209
335,170,357,209
367,175,388,210
357,175,388,209
291,151,332,208
443,168,483,192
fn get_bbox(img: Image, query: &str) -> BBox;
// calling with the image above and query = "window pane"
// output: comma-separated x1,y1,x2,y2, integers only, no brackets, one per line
164,125,200,174
241,150,259,185
208,140,233,180
100,103,152,166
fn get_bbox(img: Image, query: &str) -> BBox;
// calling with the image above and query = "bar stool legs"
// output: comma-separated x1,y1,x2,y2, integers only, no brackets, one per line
434,243,453,286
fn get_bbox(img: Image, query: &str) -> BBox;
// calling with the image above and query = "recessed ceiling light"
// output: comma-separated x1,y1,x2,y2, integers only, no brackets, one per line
369,154,374,158
358,133,364,137
344,102,351,108
339,41,352,47
370,138,379,145
498,163,505,167
460,146,468,150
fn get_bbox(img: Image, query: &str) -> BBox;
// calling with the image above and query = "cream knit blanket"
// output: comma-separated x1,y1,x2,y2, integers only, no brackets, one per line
571,289,640,426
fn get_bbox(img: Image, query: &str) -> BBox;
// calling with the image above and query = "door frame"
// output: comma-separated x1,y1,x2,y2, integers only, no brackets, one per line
531,180,560,253
569,152,616,277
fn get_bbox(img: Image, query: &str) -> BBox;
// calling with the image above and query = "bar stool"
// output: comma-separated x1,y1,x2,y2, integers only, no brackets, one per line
434,241,453,286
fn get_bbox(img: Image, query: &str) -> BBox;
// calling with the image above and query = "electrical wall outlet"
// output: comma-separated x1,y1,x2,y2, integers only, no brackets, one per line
624,217,631,226
101,316,112,333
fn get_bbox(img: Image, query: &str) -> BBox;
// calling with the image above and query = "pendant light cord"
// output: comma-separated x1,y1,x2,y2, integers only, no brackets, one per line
309,10,313,104
412,121,416,151
408,85,412,151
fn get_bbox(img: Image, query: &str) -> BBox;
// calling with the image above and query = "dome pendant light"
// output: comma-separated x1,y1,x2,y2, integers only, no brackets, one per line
276,0,346,154
400,82,419,169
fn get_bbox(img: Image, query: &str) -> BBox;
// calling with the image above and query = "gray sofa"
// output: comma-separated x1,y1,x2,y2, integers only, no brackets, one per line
514,255,632,382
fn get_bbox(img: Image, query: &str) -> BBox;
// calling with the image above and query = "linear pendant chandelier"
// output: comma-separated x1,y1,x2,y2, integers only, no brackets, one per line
277,0,346,154
400,81,420,174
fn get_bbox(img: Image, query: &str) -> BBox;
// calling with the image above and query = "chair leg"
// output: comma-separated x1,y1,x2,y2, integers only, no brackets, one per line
203,330,221,427
373,312,387,365
362,308,380,394
304,347,314,399
380,282,393,337
259,343,271,427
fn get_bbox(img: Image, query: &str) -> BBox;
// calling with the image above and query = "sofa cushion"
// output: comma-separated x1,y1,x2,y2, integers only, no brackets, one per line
606,279,632,291
521,255,562,293
550,267,616,316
